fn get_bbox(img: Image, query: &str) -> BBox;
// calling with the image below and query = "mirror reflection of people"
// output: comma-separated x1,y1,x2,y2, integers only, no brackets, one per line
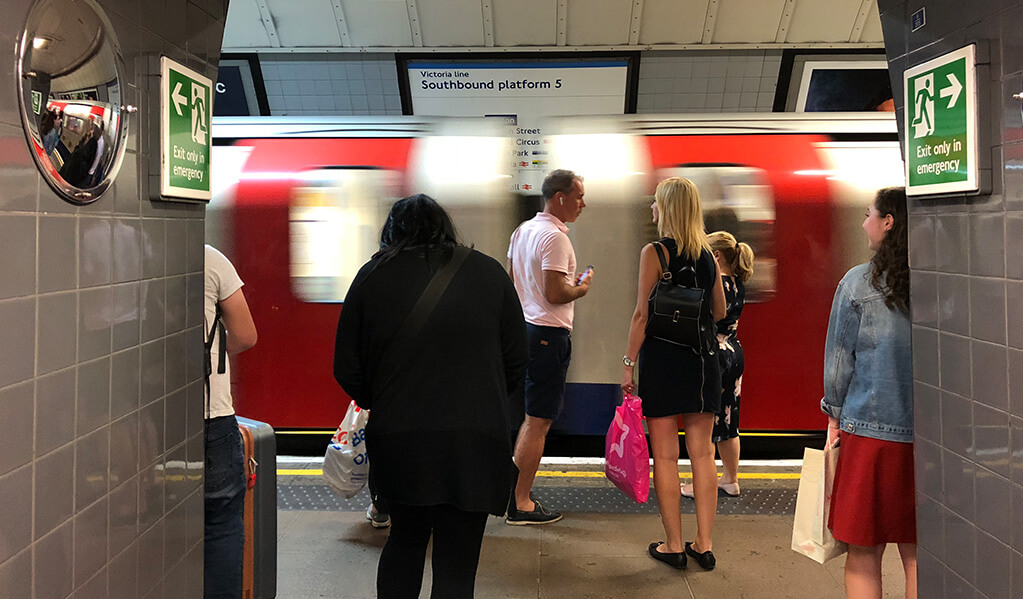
58,120,98,187
822,187,915,599
40,108,61,155
333,194,528,598
86,120,105,187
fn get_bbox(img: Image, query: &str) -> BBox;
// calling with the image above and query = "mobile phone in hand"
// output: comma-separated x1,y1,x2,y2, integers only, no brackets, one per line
576,265,594,285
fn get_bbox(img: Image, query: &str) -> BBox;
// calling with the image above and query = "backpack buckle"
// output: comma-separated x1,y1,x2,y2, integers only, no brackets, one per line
673,310,680,323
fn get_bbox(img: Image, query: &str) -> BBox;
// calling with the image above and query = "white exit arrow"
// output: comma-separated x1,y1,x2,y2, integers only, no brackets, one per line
940,73,962,109
171,81,187,116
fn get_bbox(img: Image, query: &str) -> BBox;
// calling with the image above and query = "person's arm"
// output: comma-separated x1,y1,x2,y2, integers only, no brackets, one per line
621,243,661,394
542,269,591,304
219,288,257,354
333,282,369,409
88,135,104,175
500,273,529,397
821,279,859,425
709,258,726,322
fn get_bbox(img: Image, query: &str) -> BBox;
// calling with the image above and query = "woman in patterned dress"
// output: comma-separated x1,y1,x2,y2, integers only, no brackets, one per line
683,231,754,498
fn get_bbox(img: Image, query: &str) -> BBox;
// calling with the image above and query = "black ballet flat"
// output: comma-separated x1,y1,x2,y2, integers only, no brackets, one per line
684,542,716,570
648,542,687,570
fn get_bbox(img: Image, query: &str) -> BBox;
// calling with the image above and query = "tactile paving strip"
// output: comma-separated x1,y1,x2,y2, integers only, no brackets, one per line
278,485,796,516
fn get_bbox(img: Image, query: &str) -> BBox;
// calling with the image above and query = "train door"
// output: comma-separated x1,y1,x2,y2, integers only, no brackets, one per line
226,137,414,429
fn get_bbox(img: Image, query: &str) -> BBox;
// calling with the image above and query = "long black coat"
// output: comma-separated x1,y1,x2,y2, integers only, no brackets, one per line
333,246,528,515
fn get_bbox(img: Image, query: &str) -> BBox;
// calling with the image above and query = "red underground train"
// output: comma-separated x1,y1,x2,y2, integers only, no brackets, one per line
208,113,904,455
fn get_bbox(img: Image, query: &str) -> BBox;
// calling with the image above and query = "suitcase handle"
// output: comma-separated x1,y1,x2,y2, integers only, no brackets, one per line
247,456,258,489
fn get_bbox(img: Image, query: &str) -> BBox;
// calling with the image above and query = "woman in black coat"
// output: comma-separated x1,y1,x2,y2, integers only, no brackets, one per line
334,194,529,599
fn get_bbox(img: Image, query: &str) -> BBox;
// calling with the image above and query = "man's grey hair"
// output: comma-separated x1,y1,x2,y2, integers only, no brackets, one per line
542,169,582,201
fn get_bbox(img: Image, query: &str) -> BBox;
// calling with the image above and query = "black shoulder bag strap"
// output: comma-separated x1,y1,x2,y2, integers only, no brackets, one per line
653,240,699,286
204,303,226,405
652,241,671,281
376,246,471,394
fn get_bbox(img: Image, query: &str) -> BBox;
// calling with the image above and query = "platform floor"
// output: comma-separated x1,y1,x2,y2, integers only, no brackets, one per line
275,459,909,598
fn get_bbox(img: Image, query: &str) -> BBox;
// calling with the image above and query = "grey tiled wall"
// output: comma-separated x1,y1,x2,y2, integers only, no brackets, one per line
636,50,781,113
879,1,1023,596
261,54,402,115
0,0,226,597
257,50,780,117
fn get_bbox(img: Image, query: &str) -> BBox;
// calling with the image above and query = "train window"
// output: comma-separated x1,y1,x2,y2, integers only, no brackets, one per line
289,168,400,302
656,165,776,303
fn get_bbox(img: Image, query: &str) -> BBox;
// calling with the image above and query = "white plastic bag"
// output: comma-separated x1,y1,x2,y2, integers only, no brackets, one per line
323,402,370,498
791,445,848,563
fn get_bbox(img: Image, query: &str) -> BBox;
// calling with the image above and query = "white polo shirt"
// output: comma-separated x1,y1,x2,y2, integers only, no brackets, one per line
204,245,244,418
507,212,577,331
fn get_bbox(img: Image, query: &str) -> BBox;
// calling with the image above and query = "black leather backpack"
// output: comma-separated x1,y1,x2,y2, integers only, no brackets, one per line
645,241,712,354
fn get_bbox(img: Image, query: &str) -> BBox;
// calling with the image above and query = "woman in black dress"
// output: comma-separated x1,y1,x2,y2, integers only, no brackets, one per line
682,231,754,499
620,177,726,570
334,194,529,598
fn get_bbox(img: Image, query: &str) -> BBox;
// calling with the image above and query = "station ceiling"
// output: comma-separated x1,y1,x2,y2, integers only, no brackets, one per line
221,0,885,53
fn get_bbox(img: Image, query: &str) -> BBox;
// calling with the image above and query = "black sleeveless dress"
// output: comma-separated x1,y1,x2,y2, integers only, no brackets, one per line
637,238,722,418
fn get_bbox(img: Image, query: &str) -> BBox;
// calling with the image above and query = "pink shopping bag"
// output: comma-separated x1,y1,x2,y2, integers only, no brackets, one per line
604,393,650,503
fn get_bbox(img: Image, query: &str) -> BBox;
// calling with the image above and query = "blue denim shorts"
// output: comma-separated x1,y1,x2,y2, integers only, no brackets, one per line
524,323,572,420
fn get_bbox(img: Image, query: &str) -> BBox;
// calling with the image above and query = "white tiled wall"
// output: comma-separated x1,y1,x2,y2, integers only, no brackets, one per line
261,54,402,116
636,51,782,113
257,51,781,117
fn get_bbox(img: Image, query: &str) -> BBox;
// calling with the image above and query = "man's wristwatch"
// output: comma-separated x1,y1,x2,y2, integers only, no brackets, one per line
622,355,636,367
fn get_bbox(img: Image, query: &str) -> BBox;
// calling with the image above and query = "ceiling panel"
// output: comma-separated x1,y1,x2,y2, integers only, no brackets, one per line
266,0,342,47
222,0,271,48
417,0,485,47
221,0,887,51
785,0,862,43
638,0,709,45
860,8,884,43
711,0,786,44
566,0,632,46
491,0,558,47
339,0,414,47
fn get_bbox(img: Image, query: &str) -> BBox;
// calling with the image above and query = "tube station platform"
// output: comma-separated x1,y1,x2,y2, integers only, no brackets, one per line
273,457,909,598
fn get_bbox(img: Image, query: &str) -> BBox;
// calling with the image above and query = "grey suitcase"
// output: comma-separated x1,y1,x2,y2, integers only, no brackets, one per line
237,416,278,599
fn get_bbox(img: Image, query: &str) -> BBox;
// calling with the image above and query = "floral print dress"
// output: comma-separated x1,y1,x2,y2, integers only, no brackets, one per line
711,275,745,443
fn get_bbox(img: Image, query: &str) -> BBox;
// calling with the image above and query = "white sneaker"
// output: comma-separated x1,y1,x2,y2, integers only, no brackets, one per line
680,480,740,498
366,504,391,529
718,481,740,497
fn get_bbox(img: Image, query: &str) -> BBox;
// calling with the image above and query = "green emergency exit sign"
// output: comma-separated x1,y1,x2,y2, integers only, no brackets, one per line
904,45,978,196
160,57,212,201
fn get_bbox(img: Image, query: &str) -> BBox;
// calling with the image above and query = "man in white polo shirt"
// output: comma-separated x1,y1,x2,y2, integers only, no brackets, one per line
505,169,592,525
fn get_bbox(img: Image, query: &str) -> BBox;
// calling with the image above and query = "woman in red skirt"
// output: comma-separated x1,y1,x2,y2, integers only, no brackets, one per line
821,187,915,599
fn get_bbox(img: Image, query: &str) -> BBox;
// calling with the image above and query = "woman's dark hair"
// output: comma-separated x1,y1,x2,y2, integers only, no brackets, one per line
375,194,459,263
869,186,909,312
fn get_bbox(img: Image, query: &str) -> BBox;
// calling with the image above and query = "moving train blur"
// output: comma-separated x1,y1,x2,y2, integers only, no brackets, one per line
207,113,905,455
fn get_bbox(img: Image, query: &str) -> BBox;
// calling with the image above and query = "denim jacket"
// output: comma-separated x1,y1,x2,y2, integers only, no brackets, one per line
821,263,913,443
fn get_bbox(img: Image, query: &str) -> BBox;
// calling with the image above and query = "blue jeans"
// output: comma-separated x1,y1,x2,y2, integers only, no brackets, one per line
204,415,246,599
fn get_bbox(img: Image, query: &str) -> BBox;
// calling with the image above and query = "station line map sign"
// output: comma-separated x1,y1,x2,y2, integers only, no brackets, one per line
160,57,212,201
406,60,629,192
903,45,978,196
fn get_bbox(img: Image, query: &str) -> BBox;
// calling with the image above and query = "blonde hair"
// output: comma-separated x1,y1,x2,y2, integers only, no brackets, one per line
708,230,755,283
655,177,708,261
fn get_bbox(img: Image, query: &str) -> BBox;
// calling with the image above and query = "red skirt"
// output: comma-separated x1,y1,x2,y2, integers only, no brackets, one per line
828,431,917,546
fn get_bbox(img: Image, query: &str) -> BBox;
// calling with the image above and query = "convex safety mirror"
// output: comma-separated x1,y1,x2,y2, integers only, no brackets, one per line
18,0,131,204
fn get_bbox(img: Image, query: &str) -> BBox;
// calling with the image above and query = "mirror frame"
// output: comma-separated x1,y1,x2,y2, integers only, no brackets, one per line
15,0,131,205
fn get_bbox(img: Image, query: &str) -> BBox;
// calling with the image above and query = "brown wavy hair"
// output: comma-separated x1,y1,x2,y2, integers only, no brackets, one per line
869,187,909,312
